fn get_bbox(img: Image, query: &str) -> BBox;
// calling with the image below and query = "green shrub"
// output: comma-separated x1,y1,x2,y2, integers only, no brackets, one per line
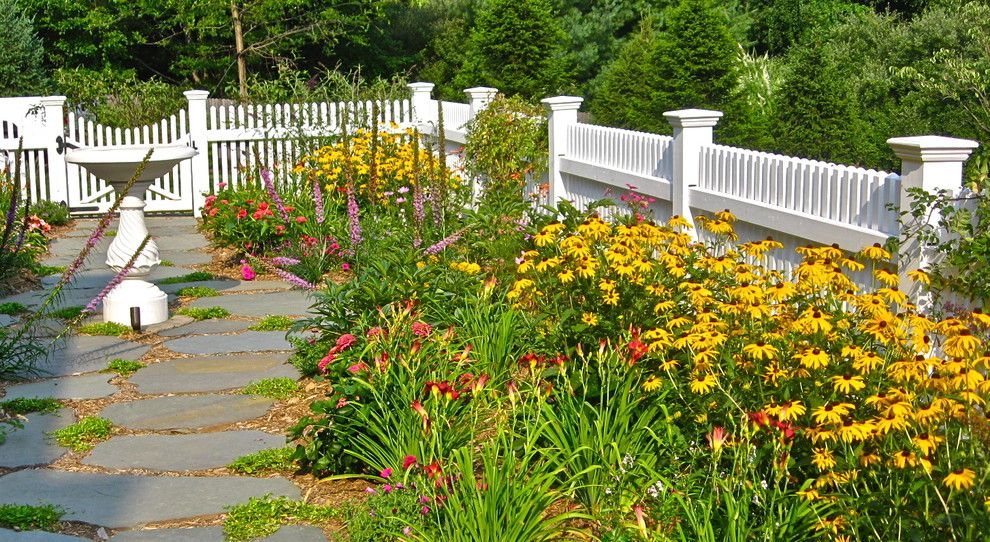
103,358,145,376
49,416,113,452
77,322,131,337
176,306,230,320
32,264,66,277
29,200,70,226
175,286,219,298
223,496,337,542
54,67,185,128
228,447,296,475
0,397,61,415
242,378,299,400
0,503,63,532
49,306,84,320
0,0,48,95
248,315,295,331
0,302,27,315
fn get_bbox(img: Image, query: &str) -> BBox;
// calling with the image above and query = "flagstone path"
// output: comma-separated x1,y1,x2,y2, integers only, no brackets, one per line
0,217,327,541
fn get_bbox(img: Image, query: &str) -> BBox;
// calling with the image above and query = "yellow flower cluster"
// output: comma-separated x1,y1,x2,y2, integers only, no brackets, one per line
512,210,990,532
450,261,481,274
294,126,457,197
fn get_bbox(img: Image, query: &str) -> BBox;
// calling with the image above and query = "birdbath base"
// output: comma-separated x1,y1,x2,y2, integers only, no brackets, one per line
103,278,169,327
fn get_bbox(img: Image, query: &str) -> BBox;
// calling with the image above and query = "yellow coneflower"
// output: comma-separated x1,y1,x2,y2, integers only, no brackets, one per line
557,269,575,283
581,312,598,326
797,348,831,370
812,403,855,425
743,341,778,361
912,433,943,456
602,290,620,306
812,448,837,471
689,373,718,394
858,450,881,467
831,374,867,394
943,468,976,491
875,413,909,434
860,243,891,261
906,268,930,285
667,215,693,229
944,330,982,358
837,420,874,443
642,375,662,392
778,400,807,422
892,450,917,469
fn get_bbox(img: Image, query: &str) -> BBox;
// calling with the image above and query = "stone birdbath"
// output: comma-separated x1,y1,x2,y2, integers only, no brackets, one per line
65,144,197,327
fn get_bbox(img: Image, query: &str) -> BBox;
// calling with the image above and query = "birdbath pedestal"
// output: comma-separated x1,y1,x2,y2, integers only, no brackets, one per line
65,144,198,327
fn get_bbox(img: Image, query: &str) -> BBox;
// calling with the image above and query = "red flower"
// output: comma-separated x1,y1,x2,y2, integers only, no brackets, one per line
423,461,442,479
207,207,219,217
258,202,270,211
275,225,286,235
411,321,432,337
237,208,247,219
251,210,264,220
204,195,217,208
295,215,308,224
403,455,418,470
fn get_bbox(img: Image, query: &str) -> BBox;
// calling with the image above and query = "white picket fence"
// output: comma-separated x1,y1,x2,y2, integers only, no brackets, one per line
1,82,979,300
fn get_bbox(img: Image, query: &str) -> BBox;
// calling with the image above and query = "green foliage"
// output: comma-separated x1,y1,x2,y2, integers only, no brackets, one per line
0,503,64,532
462,95,547,213
249,315,296,331
158,272,215,284
456,0,571,100
343,483,430,542
242,377,299,400
175,286,219,298
0,397,62,415
223,496,337,542
159,259,174,267
651,0,740,123
415,435,591,542
0,302,27,315
770,40,868,164
749,0,868,55
227,447,296,474
29,200,71,226
415,0,480,101
0,0,48,96
176,306,231,320
103,358,145,376
55,67,185,128
590,16,663,132
77,321,131,337
50,416,113,452
33,264,66,276
49,306,84,320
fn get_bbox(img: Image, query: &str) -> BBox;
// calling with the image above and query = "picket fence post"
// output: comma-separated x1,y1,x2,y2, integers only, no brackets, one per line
888,135,979,308
464,87,498,120
184,90,210,217
407,82,436,126
664,109,722,236
39,96,68,205
541,96,583,207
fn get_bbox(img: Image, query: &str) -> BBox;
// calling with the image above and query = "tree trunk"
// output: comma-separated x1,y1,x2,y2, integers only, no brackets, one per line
230,0,248,102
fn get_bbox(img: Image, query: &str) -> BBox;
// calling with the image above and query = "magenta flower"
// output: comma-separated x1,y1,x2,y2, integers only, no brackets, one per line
241,262,256,281
380,468,393,479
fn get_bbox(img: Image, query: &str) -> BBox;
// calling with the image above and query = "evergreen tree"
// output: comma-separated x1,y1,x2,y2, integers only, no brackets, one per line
0,0,48,96
590,17,663,132
771,41,868,165
650,0,740,119
455,0,571,100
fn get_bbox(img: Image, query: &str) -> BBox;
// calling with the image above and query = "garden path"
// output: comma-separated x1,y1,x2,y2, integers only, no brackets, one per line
0,217,327,541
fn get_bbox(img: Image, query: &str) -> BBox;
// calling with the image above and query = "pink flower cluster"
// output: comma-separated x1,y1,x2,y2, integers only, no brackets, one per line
318,333,358,373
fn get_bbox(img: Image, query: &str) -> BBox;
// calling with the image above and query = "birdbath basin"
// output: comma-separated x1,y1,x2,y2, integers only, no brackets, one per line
66,144,198,327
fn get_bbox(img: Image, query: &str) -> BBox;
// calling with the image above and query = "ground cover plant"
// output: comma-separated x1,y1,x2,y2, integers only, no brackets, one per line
242,377,299,400
176,307,231,320
103,358,145,376
77,322,131,337
175,286,219,297
227,447,296,475
0,503,64,532
50,416,114,452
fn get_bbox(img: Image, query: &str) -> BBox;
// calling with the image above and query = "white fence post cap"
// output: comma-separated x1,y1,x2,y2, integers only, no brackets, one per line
39,96,67,106
887,136,979,162
408,82,435,92
541,96,583,111
183,90,210,100
663,109,723,128
464,87,498,95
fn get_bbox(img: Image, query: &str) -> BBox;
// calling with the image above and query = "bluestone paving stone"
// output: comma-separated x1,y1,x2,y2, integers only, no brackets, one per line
156,234,208,251
2,373,117,401
142,315,195,334
156,318,251,337
165,331,292,355
101,395,274,430
0,314,13,327
109,527,226,541
224,280,293,292
0,529,91,541
0,408,74,468
83,430,285,471
129,353,294,394
188,291,312,317
0,470,300,528
28,336,149,378
158,250,212,266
